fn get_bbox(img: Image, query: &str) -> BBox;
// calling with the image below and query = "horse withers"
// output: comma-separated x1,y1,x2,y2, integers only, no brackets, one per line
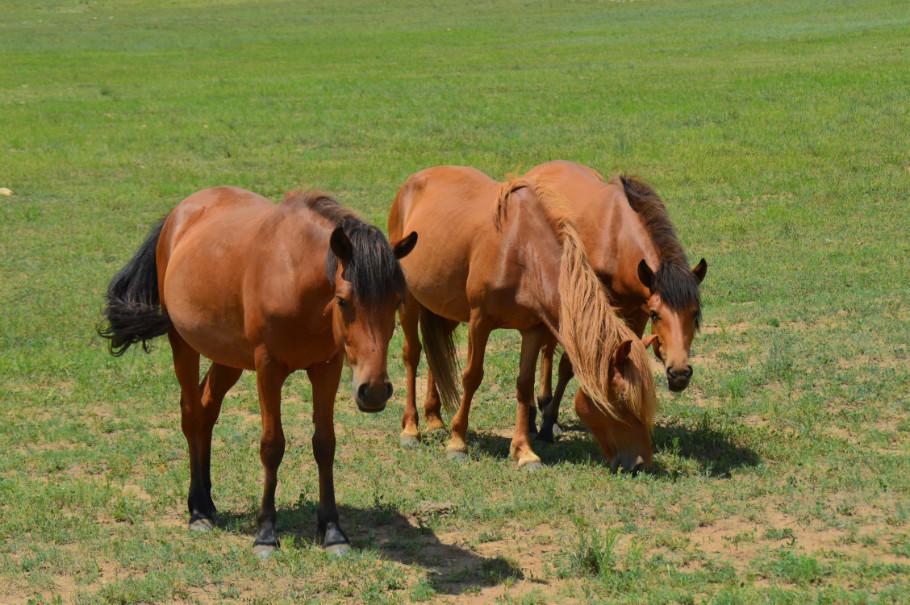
99,187,416,557
389,167,656,473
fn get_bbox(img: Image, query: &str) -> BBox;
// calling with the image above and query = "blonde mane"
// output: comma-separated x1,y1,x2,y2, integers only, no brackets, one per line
496,178,656,427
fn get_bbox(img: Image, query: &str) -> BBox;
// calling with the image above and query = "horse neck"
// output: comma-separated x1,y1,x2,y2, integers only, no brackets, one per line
512,209,564,333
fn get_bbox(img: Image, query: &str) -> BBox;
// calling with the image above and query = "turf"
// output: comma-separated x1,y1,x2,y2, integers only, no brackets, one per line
1,0,909,603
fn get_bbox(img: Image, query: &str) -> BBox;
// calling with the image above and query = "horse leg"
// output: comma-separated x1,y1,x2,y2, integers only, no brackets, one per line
445,313,491,460
511,327,547,470
307,354,349,556
399,292,423,447
168,332,211,529
423,319,457,434
252,347,289,558
188,362,242,527
532,337,557,436
538,351,573,443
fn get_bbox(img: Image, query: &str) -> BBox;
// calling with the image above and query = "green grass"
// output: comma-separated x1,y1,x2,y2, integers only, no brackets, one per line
2,0,909,602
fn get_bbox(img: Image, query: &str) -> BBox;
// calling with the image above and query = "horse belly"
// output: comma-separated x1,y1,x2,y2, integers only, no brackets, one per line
400,255,471,322
163,246,256,370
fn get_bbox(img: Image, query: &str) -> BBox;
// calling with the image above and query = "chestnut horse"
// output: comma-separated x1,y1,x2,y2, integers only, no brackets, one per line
388,166,656,472
525,161,707,442
99,187,417,557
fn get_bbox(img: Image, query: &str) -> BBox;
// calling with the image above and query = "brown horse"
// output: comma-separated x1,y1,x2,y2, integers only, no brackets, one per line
388,166,656,472
524,161,707,442
99,187,417,557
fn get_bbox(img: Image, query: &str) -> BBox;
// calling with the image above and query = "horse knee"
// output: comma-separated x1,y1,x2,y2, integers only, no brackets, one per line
462,368,483,393
260,432,286,468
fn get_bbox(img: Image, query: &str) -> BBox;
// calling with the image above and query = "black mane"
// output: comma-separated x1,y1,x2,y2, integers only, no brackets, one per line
284,190,406,306
620,175,701,325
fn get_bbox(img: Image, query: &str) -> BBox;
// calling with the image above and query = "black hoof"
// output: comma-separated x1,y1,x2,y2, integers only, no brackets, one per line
254,520,279,559
536,426,555,443
188,514,215,532
321,521,350,556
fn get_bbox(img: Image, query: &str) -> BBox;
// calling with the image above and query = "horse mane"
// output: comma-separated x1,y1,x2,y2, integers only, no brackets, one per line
619,176,701,324
496,179,656,427
283,190,406,306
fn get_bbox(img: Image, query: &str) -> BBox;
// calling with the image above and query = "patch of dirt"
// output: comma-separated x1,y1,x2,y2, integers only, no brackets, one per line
686,505,910,574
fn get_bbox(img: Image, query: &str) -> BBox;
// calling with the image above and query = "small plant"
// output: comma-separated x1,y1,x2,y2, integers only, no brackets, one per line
559,522,619,579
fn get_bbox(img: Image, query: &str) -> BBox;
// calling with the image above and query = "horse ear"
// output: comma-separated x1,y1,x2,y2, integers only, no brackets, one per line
692,258,708,283
393,231,418,259
642,334,658,350
637,260,655,290
330,227,353,263
612,339,633,367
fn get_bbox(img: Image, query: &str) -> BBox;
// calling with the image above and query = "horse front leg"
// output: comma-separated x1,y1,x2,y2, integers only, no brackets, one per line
532,336,558,436
538,351,573,442
252,347,289,559
306,354,349,556
511,327,547,470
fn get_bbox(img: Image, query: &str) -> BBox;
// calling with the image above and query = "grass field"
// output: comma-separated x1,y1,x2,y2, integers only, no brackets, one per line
2,0,909,602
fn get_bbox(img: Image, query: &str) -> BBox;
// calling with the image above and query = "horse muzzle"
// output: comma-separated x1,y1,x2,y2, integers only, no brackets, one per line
666,365,693,392
355,381,392,413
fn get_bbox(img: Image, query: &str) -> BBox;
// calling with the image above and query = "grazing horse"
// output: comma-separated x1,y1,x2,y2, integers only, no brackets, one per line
99,187,417,557
524,161,707,442
388,166,656,472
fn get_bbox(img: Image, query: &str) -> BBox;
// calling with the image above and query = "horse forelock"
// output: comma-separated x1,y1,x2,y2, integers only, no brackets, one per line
288,190,403,307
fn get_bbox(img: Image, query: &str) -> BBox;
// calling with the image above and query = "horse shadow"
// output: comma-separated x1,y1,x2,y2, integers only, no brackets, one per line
467,418,760,478
217,502,522,595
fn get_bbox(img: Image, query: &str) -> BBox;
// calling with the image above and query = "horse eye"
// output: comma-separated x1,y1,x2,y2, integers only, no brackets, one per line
337,297,347,308
649,311,660,322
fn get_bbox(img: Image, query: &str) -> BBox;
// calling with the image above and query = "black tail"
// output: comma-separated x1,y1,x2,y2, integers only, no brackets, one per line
98,218,173,356
418,307,460,412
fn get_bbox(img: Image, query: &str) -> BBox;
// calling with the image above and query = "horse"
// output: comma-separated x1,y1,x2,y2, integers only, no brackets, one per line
388,166,657,473
524,161,707,442
99,187,417,557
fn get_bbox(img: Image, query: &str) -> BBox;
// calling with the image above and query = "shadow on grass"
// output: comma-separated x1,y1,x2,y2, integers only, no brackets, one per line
467,419,760,478
651,422,761,478
218,502,522,595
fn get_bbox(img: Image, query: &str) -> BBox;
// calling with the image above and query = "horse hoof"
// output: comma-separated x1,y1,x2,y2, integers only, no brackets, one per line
188,517,215,532
400,433,420,448
253,544,277,560
446,449,468,462
552,423,564,437
324,542,351,558
520,460,543,472
536,430,554,443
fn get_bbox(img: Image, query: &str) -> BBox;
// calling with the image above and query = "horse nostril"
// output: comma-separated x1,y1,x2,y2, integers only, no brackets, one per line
384,382,393,400
668,366,693,380
357,383,369,402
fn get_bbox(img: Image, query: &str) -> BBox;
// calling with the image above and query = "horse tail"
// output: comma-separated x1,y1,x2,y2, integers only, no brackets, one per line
98,217,173,356
419,307,459,412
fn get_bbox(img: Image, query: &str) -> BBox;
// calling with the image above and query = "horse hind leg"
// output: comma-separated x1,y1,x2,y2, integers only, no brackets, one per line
446,313,491,460
187,361,241,527
169,332,218,530
399,292,423,447
423,318,457,434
